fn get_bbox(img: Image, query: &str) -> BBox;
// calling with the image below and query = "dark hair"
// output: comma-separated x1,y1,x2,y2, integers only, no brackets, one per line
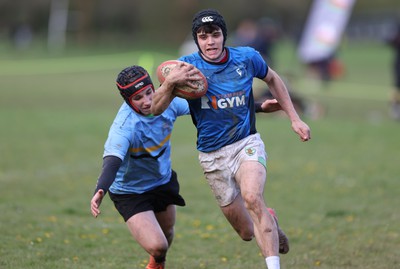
195,24,221,35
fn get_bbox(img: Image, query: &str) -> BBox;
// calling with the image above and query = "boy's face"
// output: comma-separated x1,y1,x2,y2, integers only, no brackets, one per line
197,27,224,62
129,85,154,115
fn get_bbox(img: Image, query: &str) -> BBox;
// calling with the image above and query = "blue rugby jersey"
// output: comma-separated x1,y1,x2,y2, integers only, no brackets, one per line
179,46,268,152
104,98,189,194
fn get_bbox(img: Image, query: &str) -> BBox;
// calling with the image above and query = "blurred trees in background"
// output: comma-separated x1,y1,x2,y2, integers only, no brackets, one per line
0,0,399,52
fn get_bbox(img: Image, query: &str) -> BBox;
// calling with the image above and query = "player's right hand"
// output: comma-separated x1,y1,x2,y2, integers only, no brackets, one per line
90,189,105,218
169,62,201,88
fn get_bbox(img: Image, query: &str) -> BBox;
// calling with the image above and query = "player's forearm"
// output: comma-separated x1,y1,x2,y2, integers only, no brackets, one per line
151,81,175,115
280,99,301,122
94,156,122,194
268,86,301,121
265,71,301,121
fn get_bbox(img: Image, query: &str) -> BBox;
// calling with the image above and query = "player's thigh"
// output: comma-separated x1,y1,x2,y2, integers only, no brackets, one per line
236,161,266,195
126,210,168,249
155,204,176,234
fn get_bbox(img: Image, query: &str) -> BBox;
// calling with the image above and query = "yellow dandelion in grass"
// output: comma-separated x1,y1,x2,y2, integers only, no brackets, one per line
314,260,321,266
221,256,228,262
44,232,52,238
307,233,313,240
192,219,201,228
102,228,110,235
205,224,214,231
89,233,98,239
200,233,211,239
175,233,183,239
139,260,148,268
47,216,58,223
36,237,43,243
79,233,98,240
79,234,88,239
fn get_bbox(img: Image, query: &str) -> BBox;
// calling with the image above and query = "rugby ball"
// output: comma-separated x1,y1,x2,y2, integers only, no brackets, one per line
156,60,208,100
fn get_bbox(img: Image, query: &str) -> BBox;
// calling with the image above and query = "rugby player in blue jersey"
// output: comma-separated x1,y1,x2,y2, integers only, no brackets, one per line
152,9,311,269
90,64,201,269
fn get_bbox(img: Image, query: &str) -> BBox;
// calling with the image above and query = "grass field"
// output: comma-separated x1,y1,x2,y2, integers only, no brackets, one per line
0,42,399,269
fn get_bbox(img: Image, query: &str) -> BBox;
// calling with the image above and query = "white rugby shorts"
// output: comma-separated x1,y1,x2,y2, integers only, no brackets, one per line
198,133,267,206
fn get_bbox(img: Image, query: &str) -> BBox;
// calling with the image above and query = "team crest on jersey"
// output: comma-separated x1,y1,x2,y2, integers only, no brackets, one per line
245,147,256,156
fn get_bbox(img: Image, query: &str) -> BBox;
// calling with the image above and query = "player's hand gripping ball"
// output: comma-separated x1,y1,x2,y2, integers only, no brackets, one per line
157,60,208,100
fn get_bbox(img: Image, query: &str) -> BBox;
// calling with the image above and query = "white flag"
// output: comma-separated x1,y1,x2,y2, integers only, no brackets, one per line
298,0,356,63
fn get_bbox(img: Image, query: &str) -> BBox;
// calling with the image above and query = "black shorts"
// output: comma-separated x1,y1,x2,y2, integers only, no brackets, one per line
108,170,186,222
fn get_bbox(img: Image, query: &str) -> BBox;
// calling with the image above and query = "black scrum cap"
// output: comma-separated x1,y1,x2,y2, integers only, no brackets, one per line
192,9,227,48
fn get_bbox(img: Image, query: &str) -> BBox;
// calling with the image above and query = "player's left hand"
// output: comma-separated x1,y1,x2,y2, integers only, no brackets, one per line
292,120,311,142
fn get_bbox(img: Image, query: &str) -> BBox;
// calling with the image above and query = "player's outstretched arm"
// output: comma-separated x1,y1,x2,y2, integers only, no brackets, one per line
263,68,311,142
90,156,122,218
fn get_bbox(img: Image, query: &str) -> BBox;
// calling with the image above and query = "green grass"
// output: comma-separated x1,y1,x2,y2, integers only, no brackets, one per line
0,42,399,269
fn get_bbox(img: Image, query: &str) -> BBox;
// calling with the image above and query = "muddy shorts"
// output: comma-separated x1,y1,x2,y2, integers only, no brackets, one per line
198,133,267,207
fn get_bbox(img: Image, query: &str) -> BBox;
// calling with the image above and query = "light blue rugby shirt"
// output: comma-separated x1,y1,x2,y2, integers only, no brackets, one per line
179,46,269,152
104,98,189,194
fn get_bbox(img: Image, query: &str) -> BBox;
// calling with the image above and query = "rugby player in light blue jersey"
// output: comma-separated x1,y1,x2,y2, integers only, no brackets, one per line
90,64,200,269
152,9,311,269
